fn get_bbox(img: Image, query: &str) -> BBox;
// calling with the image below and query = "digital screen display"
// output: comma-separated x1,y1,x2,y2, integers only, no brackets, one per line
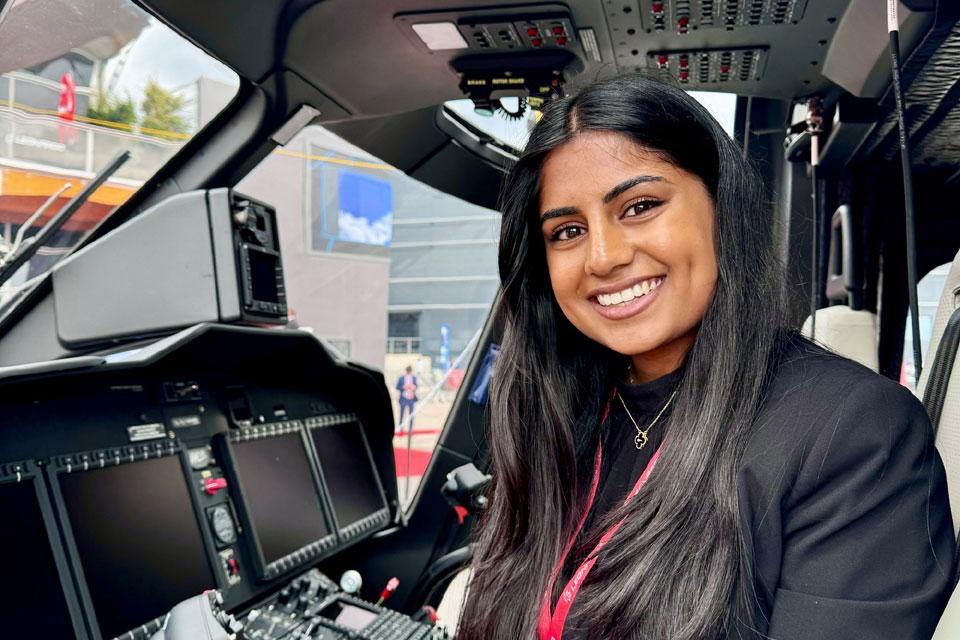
321,600,379,630
310,422,385,529
248,248,279,303
0,480,76,637
310,160,394,257
59,455,215,640
231,432,330,565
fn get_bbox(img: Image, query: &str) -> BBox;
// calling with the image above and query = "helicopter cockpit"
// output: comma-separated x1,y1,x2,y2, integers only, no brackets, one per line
0,1,958,639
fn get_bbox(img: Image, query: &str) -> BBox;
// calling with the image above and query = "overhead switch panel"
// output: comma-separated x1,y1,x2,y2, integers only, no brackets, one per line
649,46,768,86
640,0,809,33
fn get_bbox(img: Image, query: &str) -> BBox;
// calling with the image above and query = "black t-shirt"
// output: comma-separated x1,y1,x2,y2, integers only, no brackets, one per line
548,336,954,639
554,368,679,638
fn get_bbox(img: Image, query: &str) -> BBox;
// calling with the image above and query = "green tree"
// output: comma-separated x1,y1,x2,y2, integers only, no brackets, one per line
140,79,191,138
87,95,137,128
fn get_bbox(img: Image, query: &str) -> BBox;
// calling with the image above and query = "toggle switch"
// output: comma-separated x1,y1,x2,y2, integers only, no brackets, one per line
204,476,228,495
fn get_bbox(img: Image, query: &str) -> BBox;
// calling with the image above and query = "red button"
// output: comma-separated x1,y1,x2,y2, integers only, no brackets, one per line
531,37,543,47
204,477,228,495
227,558,239,576
527,27,538,37
556,36,567,45
552,26,564,36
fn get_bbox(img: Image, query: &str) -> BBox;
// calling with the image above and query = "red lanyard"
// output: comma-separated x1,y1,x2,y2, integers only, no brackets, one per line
537,435,662,640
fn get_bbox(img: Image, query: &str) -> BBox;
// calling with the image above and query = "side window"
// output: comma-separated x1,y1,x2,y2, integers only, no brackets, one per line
902,262,953,390
237,126,500,507
0,0,238,319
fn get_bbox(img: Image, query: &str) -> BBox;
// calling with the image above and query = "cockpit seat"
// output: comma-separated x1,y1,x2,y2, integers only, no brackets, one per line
801,306,879,372
925,248,960,640
801,205,879,372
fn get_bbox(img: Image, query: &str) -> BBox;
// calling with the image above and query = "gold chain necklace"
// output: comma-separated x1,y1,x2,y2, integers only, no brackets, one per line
617,387,678,450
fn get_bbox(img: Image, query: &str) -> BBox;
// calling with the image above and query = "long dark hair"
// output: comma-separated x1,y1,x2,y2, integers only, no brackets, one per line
458,74,788,639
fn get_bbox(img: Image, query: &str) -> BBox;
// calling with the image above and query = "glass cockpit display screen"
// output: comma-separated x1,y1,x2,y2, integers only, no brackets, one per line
231,432,330,564
58,455,215,640
0,480,76,637
248,247,280,303
310,421,386,528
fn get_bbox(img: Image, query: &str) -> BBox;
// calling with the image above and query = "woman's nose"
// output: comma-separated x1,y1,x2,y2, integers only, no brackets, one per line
584,219,634,277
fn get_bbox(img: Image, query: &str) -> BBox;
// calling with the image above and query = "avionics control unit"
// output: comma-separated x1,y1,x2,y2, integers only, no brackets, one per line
52,188,287,347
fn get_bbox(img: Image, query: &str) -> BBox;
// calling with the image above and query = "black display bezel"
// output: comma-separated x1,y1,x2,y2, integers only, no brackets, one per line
0,460,90,640
238,243,286,318
303,413,391,545
214,421,338,582
47,441,219,640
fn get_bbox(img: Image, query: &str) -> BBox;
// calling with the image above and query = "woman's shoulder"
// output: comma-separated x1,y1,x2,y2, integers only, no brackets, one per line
742,335,954,638
767,333,924,420
743,333,932,483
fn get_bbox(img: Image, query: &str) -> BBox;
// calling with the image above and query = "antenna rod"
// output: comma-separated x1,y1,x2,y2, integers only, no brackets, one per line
805,97,824,341
887,0,923,386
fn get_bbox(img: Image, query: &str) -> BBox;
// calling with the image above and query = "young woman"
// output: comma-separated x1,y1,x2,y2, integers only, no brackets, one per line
457,75,955,639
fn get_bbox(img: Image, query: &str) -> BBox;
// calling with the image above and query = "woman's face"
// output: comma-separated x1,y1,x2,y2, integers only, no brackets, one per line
538,131,718,376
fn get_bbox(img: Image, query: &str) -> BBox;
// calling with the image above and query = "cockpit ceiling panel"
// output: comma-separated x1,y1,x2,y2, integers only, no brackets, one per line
140,0,922,119
603,0,846,97
640,0,809,32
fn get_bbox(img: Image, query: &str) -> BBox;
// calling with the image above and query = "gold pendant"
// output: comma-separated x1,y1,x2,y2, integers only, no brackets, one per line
635,430,648,450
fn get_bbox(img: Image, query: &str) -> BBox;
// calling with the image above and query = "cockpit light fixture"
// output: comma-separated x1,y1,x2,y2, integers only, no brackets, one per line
412,22,469,50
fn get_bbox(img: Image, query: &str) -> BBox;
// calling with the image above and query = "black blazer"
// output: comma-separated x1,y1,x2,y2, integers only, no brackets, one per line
738,339,955,638
559,337,955,639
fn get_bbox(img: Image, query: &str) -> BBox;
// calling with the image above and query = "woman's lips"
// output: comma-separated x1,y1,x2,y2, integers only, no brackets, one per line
589,279,663,320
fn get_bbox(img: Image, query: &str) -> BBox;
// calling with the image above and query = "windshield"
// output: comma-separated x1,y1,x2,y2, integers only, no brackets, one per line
443,90,737,153
0,0,239,317
238,126,501,507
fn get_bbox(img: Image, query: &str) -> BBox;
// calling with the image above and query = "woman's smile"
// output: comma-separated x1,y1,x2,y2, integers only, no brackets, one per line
588,275,665,320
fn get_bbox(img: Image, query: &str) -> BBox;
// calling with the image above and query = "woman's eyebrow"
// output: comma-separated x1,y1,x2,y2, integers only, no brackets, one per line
539,206,579,223
539,175,664,223
603,175,663,204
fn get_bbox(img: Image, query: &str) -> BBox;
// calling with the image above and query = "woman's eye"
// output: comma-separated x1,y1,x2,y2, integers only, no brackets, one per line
624,199,662,218
551,225,585,242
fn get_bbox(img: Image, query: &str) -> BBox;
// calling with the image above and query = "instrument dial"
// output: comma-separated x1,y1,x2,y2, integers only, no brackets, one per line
209,505,237,545
188,447,211,470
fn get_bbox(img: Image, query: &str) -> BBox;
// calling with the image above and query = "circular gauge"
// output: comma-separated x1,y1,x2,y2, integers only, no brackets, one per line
209,505,237,545
187,447,211,470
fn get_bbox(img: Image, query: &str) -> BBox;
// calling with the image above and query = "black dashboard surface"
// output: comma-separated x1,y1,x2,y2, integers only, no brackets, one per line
0,324,397,640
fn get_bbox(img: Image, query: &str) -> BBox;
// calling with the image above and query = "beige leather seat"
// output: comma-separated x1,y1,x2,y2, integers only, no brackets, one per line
801,205,880,372
924,249,960,640
801,306,879,371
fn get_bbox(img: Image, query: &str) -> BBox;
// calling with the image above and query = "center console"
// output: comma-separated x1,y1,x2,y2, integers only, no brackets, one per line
239,569,446,640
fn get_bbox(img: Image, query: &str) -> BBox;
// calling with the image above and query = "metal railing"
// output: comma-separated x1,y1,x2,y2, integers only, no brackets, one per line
1,73,182,183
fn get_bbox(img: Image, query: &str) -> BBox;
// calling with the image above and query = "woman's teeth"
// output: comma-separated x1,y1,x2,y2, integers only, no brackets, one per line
596,277,663,307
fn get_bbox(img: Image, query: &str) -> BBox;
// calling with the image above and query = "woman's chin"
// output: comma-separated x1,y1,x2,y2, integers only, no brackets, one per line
601,336,665,358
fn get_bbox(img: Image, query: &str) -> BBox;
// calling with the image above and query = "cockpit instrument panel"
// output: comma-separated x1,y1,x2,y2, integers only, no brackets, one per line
307,415,391,543
0,463,85,638
52,447,217,639
218,423,338,580
0,324,398,640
